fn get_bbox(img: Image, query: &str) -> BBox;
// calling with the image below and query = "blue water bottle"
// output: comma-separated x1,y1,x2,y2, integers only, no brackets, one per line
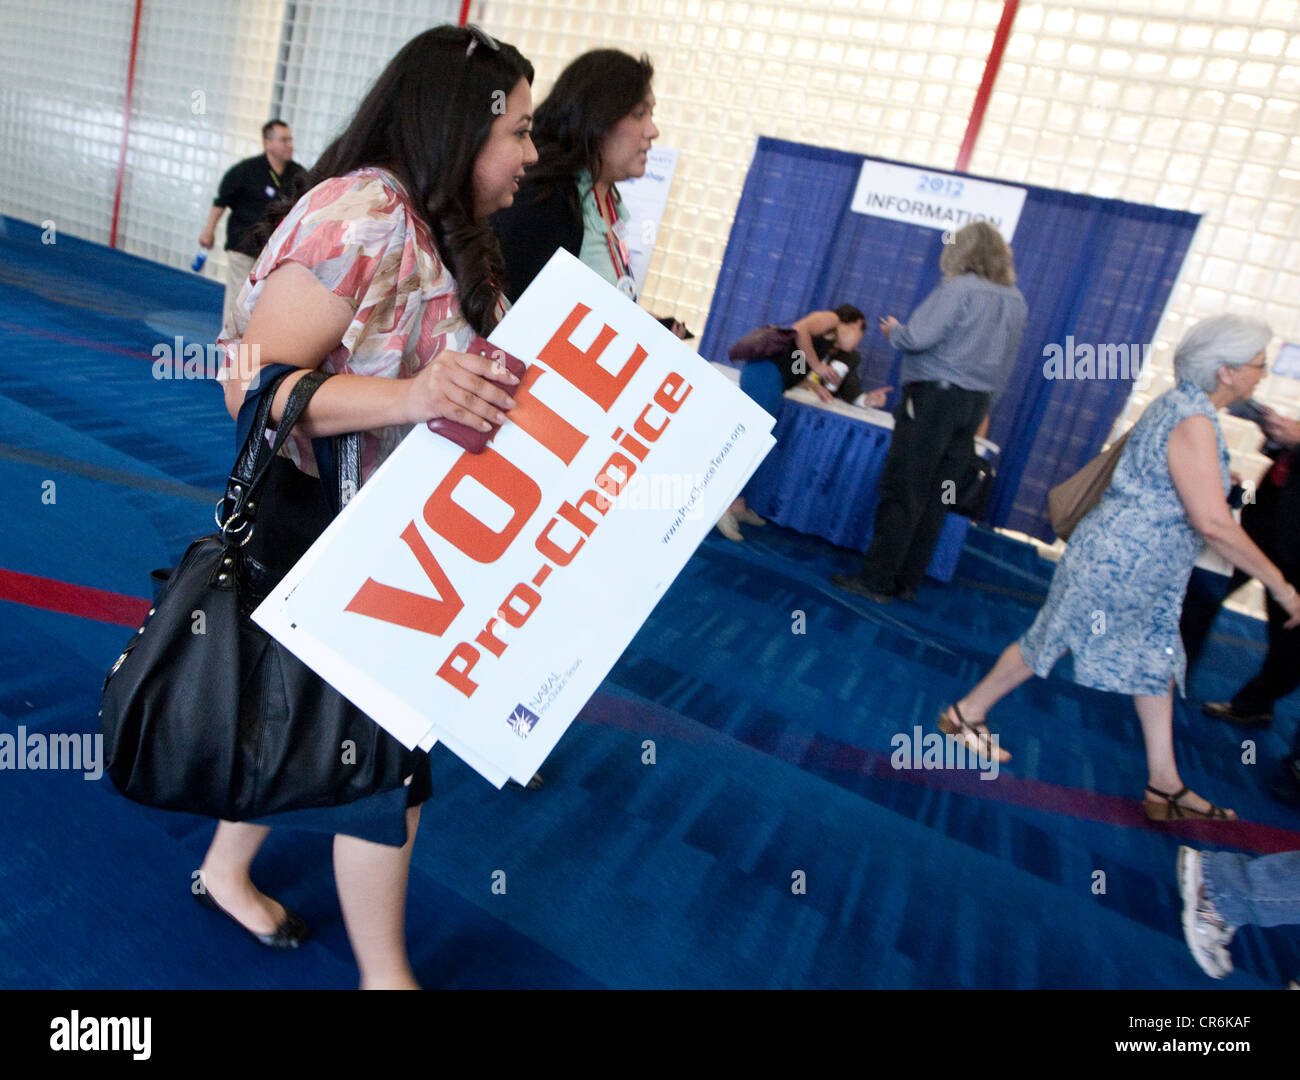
191,250,208,272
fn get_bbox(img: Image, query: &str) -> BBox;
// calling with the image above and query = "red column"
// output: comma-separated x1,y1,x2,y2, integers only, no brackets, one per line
955,0,1019,173
109,0,145,248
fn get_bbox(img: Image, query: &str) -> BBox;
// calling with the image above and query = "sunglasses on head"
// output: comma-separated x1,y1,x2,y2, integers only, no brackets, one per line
465,24,500,57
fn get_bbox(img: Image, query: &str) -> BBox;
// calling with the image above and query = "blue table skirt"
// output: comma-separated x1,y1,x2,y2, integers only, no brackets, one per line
744,397,969,581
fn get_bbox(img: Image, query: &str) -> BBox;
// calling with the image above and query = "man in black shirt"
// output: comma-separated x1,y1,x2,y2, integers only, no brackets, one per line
198,120,304,329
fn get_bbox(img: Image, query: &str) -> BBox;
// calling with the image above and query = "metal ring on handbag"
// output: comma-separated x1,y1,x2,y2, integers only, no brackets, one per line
213,498,254,546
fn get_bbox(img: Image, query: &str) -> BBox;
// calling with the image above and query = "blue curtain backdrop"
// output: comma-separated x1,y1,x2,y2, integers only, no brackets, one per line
698,138,1200,541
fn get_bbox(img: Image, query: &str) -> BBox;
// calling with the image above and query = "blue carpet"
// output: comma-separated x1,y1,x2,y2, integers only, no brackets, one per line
1,215,1297,989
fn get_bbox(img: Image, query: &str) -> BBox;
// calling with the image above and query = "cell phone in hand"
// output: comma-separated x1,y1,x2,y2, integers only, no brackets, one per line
426,336,526,454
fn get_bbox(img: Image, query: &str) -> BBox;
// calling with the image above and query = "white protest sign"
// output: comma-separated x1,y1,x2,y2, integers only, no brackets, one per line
617,146,680,291
253,249,775,787
850,161,1026,241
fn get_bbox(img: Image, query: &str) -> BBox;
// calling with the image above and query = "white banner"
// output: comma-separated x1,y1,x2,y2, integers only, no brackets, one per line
616,146,680,292
850,161,1026,241
1273,341,1300,380
253,250,775,787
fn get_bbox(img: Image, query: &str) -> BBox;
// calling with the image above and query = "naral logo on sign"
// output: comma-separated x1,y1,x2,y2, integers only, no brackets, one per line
507,704,540,738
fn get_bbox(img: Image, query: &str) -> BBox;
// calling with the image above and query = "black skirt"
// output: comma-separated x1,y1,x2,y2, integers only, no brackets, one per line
247,752,432,847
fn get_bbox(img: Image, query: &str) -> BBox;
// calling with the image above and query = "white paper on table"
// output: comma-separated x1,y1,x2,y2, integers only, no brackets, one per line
253,250,774,786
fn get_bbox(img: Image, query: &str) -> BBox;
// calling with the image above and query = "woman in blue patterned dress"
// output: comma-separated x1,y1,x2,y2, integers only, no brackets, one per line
940,315,1300,821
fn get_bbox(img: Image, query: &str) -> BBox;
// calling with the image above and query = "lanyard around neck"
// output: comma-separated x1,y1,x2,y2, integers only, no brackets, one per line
599,187,631,282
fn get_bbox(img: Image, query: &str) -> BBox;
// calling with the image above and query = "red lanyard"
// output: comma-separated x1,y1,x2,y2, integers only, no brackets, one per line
601,188,631,281
1269,449,1293,488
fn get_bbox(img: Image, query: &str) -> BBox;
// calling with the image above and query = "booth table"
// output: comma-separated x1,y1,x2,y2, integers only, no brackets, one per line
742,387,974,582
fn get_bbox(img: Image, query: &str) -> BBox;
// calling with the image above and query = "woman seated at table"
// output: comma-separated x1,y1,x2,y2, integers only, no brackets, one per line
719,304,881,541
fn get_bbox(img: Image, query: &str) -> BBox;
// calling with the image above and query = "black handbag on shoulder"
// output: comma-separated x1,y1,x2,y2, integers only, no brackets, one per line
100,370,417,821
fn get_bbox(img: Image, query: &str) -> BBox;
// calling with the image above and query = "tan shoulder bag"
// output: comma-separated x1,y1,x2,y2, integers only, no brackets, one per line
1047,429,1132,540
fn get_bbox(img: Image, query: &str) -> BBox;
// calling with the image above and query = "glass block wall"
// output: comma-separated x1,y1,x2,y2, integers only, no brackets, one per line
119,0,286,274
1,0,1296,475
0,0,286,284
272,0,464,182
481,0,1013,332
0,0,460,288
0,0,139,247
971,0,1300,478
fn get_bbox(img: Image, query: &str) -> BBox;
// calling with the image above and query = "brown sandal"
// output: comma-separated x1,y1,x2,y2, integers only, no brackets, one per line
937,703,1011,763
1143,784,1236,822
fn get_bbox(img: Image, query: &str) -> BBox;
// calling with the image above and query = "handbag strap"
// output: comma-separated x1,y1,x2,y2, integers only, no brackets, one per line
313,432,361,516
217,370,334,545
235,363,359,516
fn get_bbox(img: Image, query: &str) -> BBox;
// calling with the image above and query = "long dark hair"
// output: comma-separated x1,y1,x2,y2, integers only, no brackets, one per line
525,49,654,217
259,25,534,335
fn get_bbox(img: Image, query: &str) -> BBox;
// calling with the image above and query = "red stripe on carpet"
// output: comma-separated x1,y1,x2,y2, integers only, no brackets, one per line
0,568,149,627
584,692,1300,854
0,319,157,362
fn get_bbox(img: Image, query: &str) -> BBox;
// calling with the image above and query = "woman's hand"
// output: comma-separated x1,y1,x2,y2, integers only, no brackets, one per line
404,348,520,430
809,357,839,388
1261,407,1300,448
1270,581,1300,628
802,378,834,403
1171,414,1299,614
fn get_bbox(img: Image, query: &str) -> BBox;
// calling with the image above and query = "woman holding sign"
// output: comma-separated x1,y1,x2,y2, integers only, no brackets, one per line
491,48,659,303
198,25,535,989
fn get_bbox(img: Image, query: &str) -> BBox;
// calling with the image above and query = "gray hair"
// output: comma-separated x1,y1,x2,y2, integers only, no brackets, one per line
939,221,1015,286
1173,314,1272,392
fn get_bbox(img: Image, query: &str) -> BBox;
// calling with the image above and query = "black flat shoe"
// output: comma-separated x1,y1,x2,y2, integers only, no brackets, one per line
830,573,894,604
1201,701,1273,729
193,876,309,950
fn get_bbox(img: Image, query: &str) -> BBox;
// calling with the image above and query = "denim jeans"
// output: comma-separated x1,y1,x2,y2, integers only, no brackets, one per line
1201,849,1300,929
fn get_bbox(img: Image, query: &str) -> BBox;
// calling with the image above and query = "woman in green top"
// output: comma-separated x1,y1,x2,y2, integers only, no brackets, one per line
492,49,658,302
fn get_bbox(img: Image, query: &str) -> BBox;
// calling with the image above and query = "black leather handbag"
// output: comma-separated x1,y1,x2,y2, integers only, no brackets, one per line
953,444,996,521
100,370,418,820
